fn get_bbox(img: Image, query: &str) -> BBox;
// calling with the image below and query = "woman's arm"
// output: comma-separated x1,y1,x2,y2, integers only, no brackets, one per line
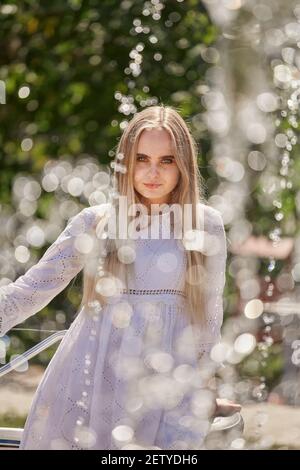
198,207,242,418
187,206,230,422
195,205,227,363
0,205,105,337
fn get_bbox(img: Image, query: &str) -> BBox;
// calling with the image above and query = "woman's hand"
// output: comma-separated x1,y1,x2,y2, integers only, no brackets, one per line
214,398,242,417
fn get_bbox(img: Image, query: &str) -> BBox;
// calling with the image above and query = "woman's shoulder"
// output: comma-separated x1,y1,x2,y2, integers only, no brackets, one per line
83,202,112,216
198,202,224,230
72,203,112,231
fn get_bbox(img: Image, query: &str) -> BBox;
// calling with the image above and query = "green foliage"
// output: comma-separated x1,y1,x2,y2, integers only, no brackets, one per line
237,343,284,389
0,412,27,428
0,0,217,194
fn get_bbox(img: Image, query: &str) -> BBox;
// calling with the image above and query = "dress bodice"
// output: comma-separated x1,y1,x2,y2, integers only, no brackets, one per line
129,238,187,292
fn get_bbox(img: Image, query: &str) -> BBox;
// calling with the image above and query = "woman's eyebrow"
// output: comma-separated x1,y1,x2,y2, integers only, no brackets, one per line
136,153,175,158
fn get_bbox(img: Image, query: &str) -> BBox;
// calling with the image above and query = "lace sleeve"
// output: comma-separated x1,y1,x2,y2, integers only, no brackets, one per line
196,206,227,363
0,205,103,337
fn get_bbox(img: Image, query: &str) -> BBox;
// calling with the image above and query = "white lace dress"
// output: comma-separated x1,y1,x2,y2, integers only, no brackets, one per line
0,203,227,450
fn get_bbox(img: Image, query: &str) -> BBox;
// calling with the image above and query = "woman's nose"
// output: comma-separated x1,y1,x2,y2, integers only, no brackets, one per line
148,165,160,176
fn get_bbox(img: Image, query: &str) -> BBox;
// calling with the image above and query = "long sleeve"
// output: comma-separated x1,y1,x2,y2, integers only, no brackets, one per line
196,205,227,363
0,206,102,337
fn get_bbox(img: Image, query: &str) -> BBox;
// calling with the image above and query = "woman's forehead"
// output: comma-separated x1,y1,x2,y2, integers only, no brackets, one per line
137,128,174,154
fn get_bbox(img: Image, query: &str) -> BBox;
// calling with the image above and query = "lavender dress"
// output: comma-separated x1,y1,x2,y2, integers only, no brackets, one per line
0,204,227,450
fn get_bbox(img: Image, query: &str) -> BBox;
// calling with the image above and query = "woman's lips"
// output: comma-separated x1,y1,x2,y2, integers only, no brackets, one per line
143,183,162,189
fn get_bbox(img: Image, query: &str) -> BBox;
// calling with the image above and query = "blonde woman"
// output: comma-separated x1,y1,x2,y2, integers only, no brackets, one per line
0,105,239,450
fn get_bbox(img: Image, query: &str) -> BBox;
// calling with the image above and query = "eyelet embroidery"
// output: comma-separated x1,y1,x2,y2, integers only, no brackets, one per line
119,288,187,298
132,238,186,291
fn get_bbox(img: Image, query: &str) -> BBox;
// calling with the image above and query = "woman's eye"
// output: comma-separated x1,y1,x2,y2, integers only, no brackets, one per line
136,156,173,164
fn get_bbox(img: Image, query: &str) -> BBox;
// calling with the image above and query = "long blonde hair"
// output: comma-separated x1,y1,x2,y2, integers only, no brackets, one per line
81,104,208,326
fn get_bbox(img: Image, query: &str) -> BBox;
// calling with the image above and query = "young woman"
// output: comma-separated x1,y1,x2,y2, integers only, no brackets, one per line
0,105,240,450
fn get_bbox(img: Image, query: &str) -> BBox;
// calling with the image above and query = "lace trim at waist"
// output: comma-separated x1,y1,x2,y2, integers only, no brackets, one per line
119,288,187,298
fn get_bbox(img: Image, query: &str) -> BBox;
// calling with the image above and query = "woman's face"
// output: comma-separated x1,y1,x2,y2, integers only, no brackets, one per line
133,128,180,209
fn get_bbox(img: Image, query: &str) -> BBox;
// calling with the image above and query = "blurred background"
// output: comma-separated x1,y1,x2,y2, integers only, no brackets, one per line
0,0,300,449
